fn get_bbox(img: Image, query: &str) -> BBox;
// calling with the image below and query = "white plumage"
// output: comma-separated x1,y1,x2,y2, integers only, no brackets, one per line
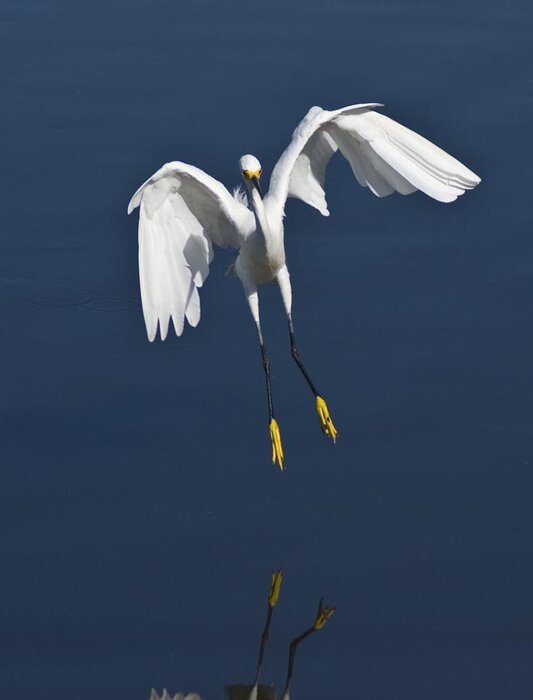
128,102,480,467
128,162,254,341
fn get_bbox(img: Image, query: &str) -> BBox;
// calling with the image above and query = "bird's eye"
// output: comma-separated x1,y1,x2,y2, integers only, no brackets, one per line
258,169,262,177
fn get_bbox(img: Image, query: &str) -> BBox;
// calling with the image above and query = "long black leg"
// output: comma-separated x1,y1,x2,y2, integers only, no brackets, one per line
288,316,338,443
288,318,320,397
277,266,337,443
277,266,320,395
257,329,283,468
258,329,274,421
246,287,284,469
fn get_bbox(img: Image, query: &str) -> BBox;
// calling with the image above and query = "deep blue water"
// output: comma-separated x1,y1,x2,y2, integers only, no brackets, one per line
2,0,533,698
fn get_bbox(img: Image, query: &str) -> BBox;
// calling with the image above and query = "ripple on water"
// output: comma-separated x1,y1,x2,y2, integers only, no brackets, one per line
83,297,139,312
26,287,93,307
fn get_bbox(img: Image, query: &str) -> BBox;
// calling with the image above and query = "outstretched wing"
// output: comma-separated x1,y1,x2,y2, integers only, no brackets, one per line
128,162,253,341
266,103,481,216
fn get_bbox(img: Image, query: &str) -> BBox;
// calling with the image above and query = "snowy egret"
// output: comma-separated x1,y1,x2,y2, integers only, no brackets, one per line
128,102,480,469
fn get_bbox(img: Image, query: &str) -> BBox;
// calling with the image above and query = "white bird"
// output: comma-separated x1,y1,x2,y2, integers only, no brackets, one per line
128,102,480,469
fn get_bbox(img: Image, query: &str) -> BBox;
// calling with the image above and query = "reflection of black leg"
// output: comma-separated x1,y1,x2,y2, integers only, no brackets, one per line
288,318,319,397
282,627,316,698
253,605,273,686
283,598,336,697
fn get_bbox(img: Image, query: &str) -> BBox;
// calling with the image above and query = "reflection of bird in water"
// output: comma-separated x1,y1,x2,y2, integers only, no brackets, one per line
128,102,480,469
225,570,335,700
149,571,335,700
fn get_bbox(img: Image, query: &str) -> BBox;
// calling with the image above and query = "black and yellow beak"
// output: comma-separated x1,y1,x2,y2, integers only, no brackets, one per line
243,168,263,197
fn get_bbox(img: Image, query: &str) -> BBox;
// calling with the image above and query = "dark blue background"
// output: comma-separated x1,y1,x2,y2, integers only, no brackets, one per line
2,0,532,697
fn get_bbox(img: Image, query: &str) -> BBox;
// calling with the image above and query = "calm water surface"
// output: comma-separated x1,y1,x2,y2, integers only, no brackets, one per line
1,0,533,698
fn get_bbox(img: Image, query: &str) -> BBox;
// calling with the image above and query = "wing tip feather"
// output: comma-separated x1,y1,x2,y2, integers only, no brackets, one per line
128,187,144,215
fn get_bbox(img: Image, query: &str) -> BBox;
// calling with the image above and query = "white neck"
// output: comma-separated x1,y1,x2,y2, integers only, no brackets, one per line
249,187,270,238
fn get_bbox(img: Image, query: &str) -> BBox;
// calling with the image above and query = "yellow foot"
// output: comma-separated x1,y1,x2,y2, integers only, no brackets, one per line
316,396,338,443
269,418,284,471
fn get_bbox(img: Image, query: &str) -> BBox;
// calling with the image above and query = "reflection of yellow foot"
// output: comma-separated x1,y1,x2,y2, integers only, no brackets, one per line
316,396,338,443
269,418,284,470
314,596,337,629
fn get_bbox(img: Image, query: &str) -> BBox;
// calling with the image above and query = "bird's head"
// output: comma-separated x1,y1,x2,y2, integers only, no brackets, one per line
239,154,263,196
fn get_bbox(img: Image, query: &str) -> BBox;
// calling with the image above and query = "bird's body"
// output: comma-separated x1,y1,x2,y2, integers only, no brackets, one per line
234,194,285,286
128,102,480,467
